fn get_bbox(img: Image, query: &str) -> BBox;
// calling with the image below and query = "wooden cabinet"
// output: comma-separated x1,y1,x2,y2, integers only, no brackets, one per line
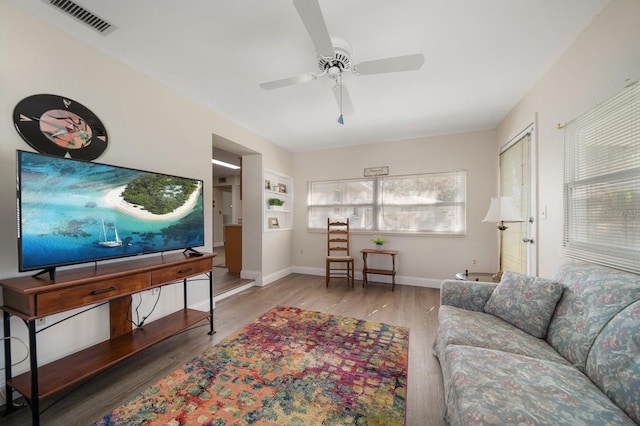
0,252,215,426
224,224,242,273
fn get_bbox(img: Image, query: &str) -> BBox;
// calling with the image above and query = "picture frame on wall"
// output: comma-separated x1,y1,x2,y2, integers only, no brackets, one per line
268,217,280,229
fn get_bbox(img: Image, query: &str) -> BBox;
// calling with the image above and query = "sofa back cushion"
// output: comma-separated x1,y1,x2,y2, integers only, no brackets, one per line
547,261,640,372
586,300,640,424
483,271,564,338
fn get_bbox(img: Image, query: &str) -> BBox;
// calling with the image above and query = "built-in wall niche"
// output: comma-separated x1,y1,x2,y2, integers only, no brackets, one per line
264,169,292,231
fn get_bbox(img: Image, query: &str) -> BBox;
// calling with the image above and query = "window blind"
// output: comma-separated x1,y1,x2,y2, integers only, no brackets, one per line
563,81,640,273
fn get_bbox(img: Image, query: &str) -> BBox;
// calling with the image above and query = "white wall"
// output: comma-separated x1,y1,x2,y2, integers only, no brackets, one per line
496,0,640,278
292,130,499,286
0,1,291,396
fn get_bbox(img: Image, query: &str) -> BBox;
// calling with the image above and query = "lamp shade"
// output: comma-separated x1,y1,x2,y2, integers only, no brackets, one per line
482,197,524,224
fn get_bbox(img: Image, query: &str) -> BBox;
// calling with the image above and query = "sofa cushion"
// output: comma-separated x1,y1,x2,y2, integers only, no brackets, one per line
547,261,640,372
434,305,569,366
586,300,640,424
483,271,564,338
443,345,637,426
440,279,497,312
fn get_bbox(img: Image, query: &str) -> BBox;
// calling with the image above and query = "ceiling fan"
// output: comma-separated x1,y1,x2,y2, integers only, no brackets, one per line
259,0,425,123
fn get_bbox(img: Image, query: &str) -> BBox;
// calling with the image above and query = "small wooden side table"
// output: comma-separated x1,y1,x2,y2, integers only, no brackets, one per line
361,249,398,291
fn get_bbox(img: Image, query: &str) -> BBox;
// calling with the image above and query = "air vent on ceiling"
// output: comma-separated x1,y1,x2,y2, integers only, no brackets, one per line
42,0,117,35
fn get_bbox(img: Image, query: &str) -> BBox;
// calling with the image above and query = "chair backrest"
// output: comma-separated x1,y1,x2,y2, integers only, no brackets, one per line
327,218,350,257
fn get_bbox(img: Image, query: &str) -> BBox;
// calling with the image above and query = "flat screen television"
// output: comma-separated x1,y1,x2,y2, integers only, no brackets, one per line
16,150,205,279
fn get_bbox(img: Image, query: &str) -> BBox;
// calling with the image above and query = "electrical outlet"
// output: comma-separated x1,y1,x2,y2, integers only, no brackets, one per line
473,259,477,266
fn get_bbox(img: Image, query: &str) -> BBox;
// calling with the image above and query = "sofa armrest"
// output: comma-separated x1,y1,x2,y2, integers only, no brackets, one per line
440,279,497,312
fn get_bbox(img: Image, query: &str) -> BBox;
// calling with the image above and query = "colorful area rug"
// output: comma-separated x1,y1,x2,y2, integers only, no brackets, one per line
94,306,409,425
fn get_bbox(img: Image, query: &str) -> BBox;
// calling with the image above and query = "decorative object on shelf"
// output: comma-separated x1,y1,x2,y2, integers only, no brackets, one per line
268,198,285,210
482,196,524,271
264,169,293,232
268,217,280,229
13,94,108,160
372,235,386,251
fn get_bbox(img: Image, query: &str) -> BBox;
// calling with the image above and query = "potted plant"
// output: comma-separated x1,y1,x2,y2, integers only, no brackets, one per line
268,198,285,210
372,235,386,251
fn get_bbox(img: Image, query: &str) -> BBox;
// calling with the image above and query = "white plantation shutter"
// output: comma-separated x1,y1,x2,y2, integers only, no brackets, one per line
563,81,640,273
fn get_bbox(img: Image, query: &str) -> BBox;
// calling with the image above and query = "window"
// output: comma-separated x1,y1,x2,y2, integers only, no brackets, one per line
563,81,640,273
307,178,374,230
308,171,466,234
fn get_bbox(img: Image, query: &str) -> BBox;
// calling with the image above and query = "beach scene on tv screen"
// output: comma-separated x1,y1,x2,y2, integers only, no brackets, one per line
18,152,204,270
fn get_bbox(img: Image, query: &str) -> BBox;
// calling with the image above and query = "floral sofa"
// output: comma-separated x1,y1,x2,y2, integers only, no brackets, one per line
433,261,640,425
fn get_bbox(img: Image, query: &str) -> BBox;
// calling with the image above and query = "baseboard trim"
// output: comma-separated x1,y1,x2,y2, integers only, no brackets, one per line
214,281,256,302
291,266,441,289
261,266,294,287
189,299,215,311
240,269,262,286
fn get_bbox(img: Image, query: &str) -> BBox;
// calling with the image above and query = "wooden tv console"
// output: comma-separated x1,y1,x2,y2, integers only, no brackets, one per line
0,252,215,426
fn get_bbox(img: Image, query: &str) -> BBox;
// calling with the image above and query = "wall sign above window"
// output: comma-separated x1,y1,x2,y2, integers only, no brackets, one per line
364,166,389,177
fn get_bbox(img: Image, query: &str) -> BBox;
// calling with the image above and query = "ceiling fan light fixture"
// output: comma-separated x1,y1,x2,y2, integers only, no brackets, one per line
259,0,424,122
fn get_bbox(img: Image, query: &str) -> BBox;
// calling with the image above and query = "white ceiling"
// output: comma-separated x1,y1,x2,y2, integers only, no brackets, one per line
11,0,610,152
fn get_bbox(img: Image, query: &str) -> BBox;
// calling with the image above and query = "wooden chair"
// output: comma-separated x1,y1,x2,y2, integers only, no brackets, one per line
326,218,354,288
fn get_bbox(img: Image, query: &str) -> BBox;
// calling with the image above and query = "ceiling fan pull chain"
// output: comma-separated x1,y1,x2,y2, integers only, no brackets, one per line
337,74,344,125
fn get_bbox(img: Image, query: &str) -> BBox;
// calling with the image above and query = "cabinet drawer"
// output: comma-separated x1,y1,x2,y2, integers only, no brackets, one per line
151,258,212,286
37,274,149,316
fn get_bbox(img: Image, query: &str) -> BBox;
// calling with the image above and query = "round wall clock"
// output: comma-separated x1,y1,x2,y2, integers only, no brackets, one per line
13,94,108,160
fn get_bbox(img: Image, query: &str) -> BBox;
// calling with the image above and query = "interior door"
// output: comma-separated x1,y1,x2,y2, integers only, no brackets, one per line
499,126,536,274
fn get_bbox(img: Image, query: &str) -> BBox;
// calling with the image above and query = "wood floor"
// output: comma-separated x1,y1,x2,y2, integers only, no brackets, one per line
213,245,254,296
2,274,446,426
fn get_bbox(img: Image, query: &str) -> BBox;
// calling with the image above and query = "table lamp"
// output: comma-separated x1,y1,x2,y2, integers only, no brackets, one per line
482,196,524,273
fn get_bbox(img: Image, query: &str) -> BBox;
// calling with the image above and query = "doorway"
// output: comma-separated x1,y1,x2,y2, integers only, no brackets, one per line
212,136,257,296
499,124,537,275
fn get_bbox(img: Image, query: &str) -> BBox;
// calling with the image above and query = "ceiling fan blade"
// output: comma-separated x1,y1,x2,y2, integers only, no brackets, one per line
259,73,316,90
353,53,425,75
333,82,355,116
293,0,334,58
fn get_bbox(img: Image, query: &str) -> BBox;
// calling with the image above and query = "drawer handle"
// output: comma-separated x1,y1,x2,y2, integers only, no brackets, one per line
90,286,117,295
178,267,193,274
